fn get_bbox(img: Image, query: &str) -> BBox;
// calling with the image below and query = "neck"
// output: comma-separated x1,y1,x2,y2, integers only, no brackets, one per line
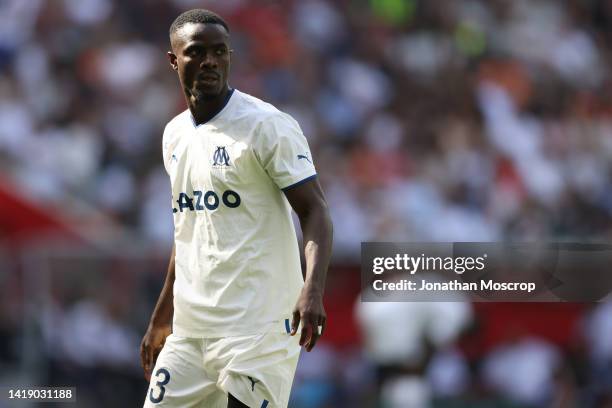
187,84,230,125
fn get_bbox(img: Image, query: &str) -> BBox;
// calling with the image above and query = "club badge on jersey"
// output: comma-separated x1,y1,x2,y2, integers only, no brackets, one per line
212,146,231,168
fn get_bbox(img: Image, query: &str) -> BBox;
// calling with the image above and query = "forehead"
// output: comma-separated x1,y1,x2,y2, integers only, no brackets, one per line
171,22,229,50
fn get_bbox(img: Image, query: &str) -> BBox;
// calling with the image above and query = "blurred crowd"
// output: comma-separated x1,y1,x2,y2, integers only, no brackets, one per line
2,0,612,253
1,0,612,406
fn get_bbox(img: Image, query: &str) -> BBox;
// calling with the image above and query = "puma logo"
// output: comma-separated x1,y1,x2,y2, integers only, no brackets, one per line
297,154,312,163
247,376,259,392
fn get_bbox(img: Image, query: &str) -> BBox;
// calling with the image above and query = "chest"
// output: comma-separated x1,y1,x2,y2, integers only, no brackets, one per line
167,126,258,191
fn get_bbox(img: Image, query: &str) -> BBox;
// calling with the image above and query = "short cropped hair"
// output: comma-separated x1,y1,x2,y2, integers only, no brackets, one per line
169,9,229,38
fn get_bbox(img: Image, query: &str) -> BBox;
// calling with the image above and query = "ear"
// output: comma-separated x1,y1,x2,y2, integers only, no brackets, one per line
167,51,178,71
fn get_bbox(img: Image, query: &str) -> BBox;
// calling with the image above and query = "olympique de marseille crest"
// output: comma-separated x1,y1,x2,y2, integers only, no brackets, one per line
212,146,231,167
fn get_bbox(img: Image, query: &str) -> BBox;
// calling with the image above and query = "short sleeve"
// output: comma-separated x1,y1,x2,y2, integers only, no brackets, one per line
161,123,171,176
254,112,317,190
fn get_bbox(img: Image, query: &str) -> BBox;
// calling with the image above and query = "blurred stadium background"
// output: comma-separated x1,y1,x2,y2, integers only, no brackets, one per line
1,0,612,407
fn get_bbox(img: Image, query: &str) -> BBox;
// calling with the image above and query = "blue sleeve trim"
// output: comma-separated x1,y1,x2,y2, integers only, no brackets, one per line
281,174,317,192
284,318,291,334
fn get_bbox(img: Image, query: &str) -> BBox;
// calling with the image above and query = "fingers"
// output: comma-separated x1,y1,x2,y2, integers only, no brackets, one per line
151,344,163,366
299,321,311,348
141,352,151,380
140,340,146,369
306,326,317,351
141,327,171,382
140,338,159,382
305,316,325,352
291,300,327,351
290,310,300,336
293,310,319,350
145,344,154,380
140,339,149,376
298,313,327,352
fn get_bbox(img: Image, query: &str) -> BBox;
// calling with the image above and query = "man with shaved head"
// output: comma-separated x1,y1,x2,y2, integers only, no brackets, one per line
140,9,333,408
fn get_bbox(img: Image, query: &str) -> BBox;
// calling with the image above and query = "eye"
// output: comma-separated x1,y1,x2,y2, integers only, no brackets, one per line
215,48,226,56
186,47,202,57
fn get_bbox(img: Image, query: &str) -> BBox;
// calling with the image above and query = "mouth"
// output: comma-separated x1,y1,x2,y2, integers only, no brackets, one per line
197,73,220,85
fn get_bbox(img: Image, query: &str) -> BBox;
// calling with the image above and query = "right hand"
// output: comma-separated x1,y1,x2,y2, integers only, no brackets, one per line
140,324,172,381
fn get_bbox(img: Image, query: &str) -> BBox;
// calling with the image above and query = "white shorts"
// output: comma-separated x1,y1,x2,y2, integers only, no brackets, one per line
143,331,301,408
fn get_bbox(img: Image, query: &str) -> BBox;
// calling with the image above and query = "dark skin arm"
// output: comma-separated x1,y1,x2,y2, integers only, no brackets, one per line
284,178,333,352
140,244,175,381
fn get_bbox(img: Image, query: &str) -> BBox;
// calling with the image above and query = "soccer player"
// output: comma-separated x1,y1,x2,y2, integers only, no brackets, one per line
139,9,333,408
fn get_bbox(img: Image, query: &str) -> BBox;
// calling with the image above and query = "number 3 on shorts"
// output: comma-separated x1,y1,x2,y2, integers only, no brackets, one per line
149,368,171,404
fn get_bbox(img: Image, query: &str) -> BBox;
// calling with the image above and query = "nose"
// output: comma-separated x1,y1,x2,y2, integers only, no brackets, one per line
200,51,217,68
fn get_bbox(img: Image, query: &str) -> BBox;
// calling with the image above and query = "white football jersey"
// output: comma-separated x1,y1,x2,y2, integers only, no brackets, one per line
161,89,316,338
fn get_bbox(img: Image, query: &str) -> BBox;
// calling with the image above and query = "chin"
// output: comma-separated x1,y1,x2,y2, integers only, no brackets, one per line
192,88,222,103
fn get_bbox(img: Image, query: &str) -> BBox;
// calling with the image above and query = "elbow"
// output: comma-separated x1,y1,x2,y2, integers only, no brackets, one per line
316,200,334,237
299,199,332,231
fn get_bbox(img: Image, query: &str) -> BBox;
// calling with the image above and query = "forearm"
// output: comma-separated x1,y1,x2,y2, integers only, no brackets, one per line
285,179,332,349
301,205,333,295
149,244,175,328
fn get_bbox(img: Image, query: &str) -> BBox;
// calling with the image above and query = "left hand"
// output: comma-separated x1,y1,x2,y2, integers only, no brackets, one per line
290,286,326,352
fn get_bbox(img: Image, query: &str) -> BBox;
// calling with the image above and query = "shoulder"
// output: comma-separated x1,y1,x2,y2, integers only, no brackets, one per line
164,109,191,134
163,110,191,140
232,90,299,131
